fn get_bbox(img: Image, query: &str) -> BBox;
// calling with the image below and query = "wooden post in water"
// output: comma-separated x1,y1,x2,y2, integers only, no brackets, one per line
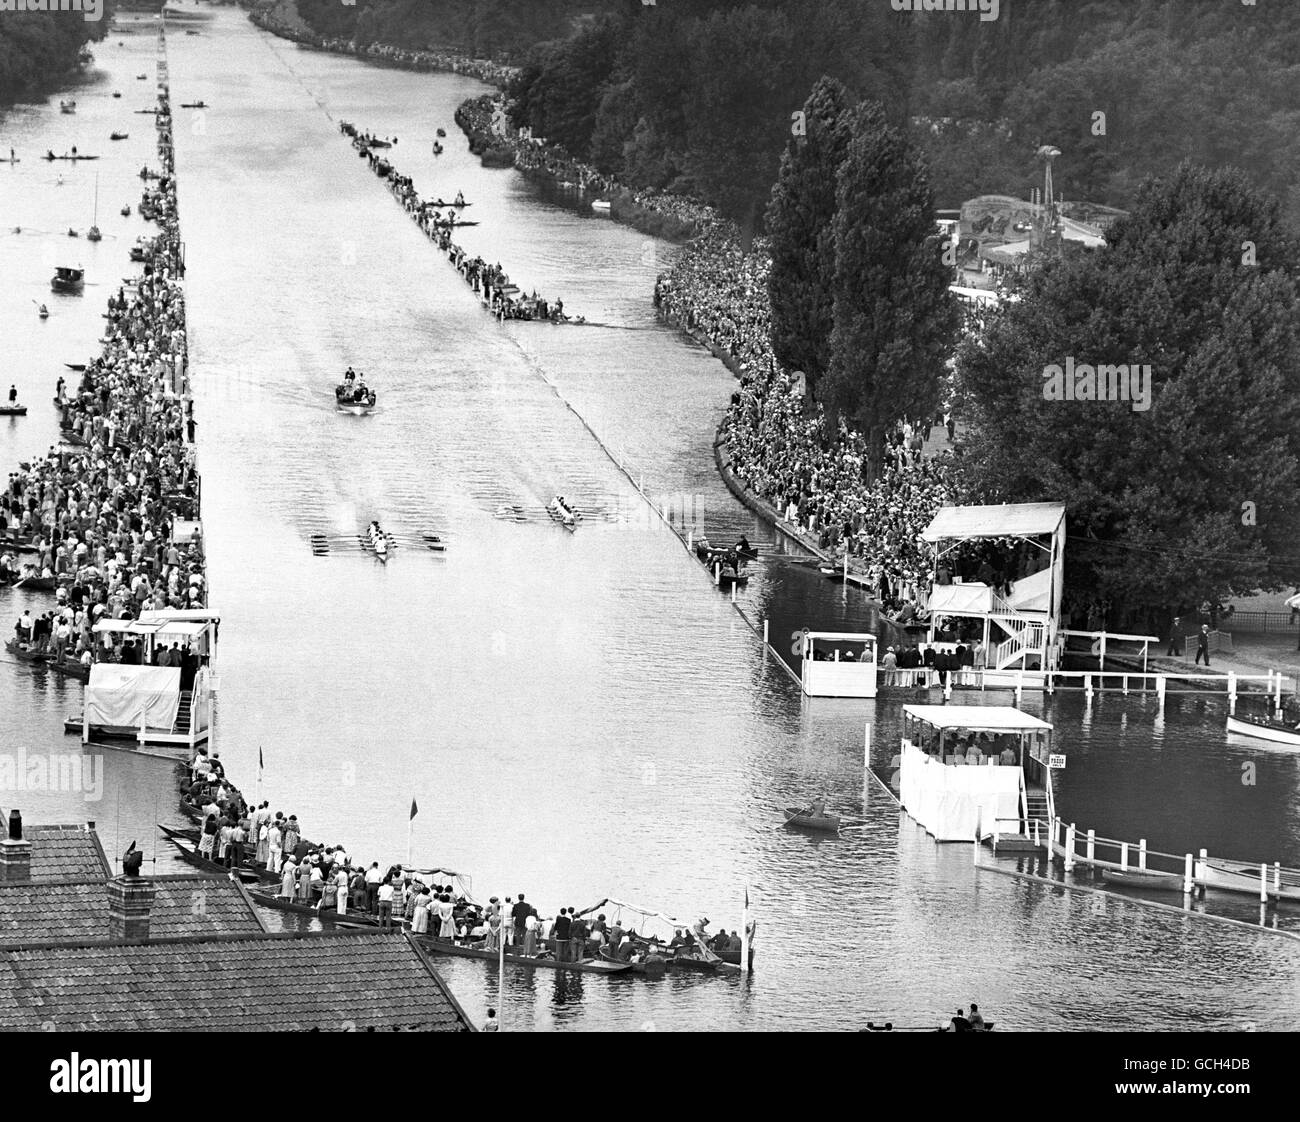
1198,848,1208,897
1122,674,1128,696
1260,863,1269,903
1086,829,1095,865
714,563,720,586
1156,675,1166,708
1139,838,1147,870
1084,674,1093,699
1275,672,1284,717
1183,853,1194,895
762,618,769,645
687,531,693,550
1120,841,1129,871
1064,824,1076,870
1227,672,1237,714
863,723,871,768
974,809,981,865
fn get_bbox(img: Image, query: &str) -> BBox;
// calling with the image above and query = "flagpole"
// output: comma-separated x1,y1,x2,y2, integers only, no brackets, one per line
407,798,414,869
740,885,750,975
497,910,506,1030
256,744,262,807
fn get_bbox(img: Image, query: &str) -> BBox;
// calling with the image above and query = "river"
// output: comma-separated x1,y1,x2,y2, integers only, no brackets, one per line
0,6,1297,1030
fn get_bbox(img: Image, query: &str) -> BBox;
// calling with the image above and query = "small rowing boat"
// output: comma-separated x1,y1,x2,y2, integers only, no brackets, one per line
426,199,469,208
0,404,27,416
591,199,611,213
783,806,840,832
180,101,208,109
417,938,633,974
1225,713,1300,749
110,132,129,141
1099,868,1185,893
14,574,57,592
1199,857,1300,903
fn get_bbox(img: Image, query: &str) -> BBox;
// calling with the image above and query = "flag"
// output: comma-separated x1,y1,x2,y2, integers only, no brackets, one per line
410,798,418,821
258,745,264,772
744,884,749,910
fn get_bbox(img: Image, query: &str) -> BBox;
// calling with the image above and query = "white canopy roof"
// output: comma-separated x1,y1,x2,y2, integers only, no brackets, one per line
923,502,1065,542
903,705,1052,732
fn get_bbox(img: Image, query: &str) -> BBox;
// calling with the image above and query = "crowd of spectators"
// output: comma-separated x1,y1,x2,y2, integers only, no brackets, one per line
656,230,962,609
4,86,204,666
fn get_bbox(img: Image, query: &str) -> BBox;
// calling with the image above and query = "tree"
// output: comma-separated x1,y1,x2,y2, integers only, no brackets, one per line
957,163,1300,628
765,76,853,403
823,101,957,476
679,5,797,243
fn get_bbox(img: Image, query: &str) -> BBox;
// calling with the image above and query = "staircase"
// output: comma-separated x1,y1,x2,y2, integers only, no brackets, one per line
173,690,193,734
989,591,1048,670
1024,788,1050,831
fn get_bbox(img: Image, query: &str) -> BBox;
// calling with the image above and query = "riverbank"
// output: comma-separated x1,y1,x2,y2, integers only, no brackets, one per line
3,38,204,662
247,6,517,87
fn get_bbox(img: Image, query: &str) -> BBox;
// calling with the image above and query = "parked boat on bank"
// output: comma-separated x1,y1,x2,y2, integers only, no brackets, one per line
1226,713,1300,749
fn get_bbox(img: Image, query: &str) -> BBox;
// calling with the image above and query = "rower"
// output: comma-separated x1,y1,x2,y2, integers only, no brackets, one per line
736,535,751,554
454,190,465,206
7,385,16,405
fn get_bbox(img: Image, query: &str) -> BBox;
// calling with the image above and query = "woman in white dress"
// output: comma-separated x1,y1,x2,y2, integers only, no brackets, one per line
436,894,455,940
411,887,432,934
279,858,296,901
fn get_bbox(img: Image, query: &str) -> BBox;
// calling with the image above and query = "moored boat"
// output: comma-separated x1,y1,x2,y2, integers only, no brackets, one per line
0,404,28,416
1225,713,1300,749
417,937,633,974
591,199,611,212
1100,867,1185,893
110,131,129,141
245,886,384,929
3,639,90,679
14,574,57,591
1198,856,1300,903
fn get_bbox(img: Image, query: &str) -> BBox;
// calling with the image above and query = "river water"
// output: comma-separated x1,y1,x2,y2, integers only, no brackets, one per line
1,8,1297,1030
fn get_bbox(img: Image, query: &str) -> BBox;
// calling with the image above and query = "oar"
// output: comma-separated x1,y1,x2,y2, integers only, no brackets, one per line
775,807,814,829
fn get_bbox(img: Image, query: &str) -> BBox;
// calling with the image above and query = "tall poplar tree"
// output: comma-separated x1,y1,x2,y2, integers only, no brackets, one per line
823,101,957,476
765,76,853,403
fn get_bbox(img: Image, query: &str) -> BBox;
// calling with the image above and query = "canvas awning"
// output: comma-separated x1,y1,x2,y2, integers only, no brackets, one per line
923,503,1065,542
903,705,1052,732
84,664,181,730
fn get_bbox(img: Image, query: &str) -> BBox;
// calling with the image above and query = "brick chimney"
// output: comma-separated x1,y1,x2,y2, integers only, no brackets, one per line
0,810,32,883
107,873,156,941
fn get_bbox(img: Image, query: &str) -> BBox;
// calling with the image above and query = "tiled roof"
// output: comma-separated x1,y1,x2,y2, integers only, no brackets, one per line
0,875,266,944
0,815,111,882
0,931,472,1031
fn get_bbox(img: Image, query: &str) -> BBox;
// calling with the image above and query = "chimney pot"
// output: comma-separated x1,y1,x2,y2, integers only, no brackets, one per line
0,810,32,883
107,874,156,941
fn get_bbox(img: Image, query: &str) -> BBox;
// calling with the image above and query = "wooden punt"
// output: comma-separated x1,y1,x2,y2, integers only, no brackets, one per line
3,639,90,679
784,806,840,832
1100,868,1185,893
1225,714,1300,749
418,937,632,974
160,829,278,886
246,886,382,929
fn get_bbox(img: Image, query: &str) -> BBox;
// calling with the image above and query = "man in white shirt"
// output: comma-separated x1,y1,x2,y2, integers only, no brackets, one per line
364,862,382,915
377,880,395,930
